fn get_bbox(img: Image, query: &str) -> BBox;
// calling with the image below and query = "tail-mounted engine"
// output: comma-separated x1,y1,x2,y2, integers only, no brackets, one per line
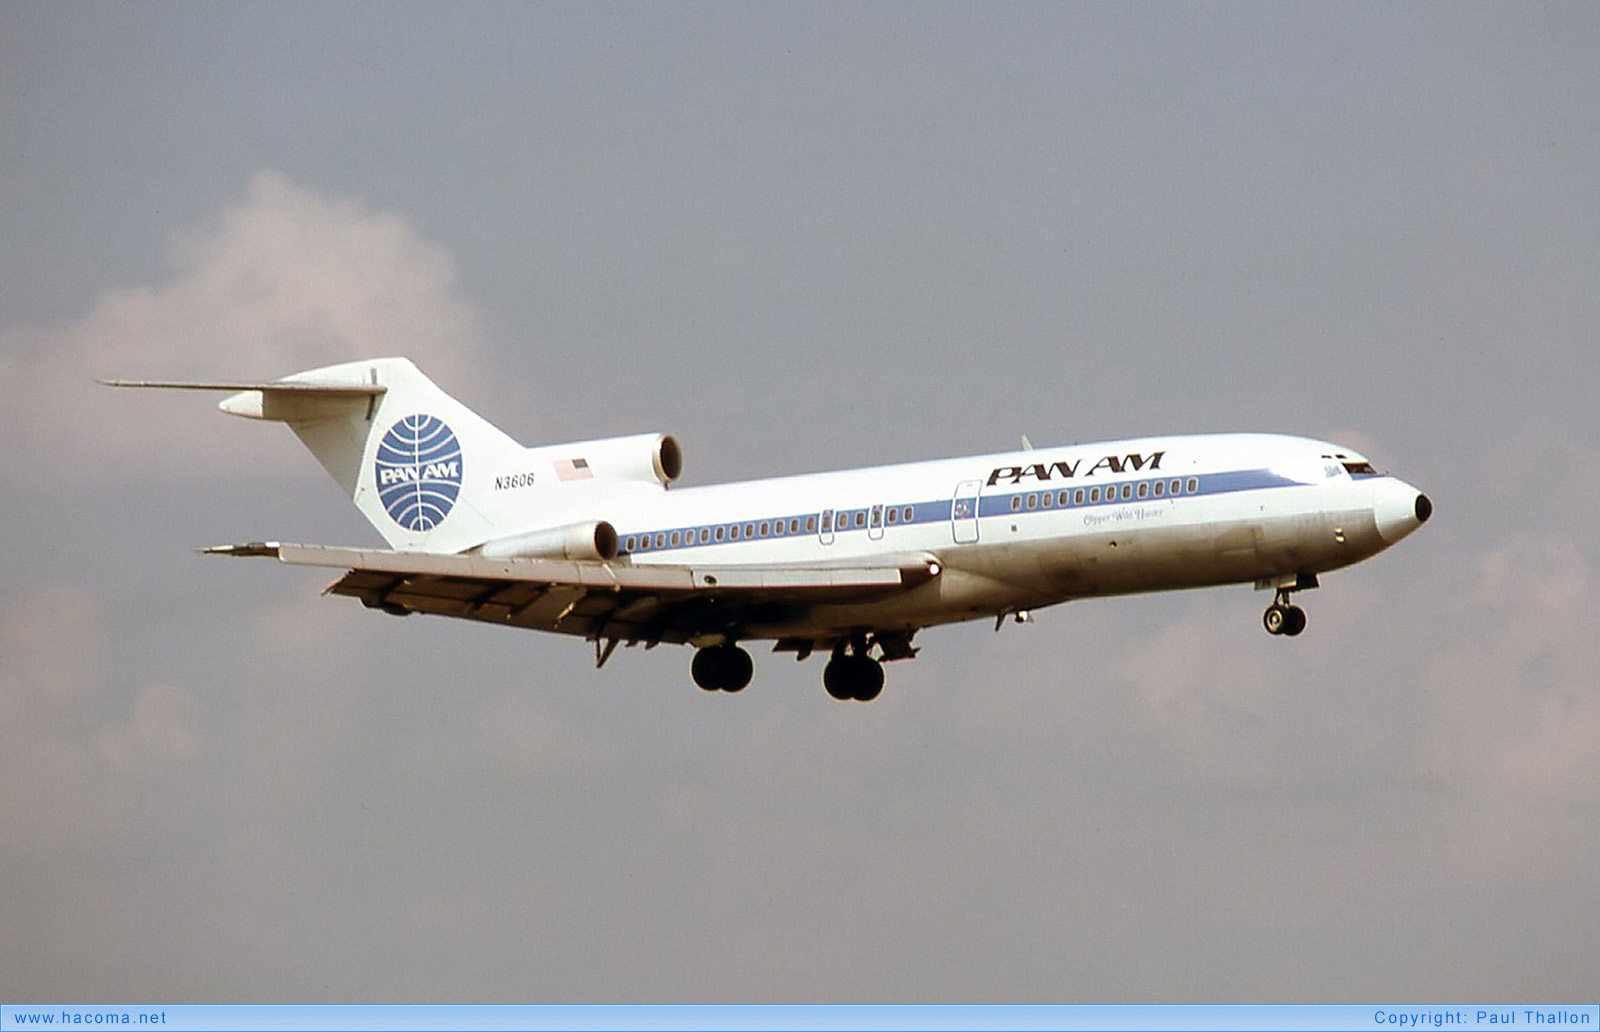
528,433,682,487
476,520,619,561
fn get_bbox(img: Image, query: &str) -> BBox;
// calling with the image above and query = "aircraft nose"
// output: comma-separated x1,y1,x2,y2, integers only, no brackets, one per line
1374,477,1432,544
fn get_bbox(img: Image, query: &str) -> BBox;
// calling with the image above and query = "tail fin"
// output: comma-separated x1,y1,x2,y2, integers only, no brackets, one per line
108,357,682,555
217,357,524,552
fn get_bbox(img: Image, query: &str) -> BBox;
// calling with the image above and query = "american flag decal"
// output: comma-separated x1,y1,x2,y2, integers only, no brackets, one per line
554,457,593,482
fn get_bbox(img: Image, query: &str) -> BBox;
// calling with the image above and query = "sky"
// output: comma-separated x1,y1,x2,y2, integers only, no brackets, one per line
3,2,1597,1003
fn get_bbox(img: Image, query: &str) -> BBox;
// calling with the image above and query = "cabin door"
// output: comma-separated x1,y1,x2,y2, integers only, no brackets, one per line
951,480,981,544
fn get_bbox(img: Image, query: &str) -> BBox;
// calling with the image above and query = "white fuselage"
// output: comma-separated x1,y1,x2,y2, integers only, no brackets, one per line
519,432,1429,641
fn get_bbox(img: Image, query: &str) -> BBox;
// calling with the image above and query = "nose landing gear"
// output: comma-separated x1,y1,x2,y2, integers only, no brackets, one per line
1263,587,1308,637
1259,573,1315,637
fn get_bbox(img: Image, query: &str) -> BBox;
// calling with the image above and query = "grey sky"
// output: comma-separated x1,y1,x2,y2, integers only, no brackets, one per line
2,3,1596,1001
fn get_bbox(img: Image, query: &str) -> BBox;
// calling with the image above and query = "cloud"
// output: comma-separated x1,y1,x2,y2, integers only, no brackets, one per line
1416,535,1600,880
1,170,481,486
0,576,390,998
0,583,205,853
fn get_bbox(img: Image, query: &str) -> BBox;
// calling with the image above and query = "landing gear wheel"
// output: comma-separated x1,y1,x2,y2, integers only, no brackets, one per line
720,646,753,692
823,657,855,700
1263,602,1308,637
692,648,722,690
853,659,884,701
691,645,754,692
823,654,884,702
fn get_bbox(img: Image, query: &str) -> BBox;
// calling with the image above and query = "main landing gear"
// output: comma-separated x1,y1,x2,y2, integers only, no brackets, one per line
691,632,906,701
823,638,885,702
691,644,753,692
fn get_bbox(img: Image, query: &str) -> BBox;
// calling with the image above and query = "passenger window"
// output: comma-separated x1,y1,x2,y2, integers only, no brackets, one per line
730,525,740,541
1011,496,1022,512
699,528,710,544
1186,478,1198,494
903,506,913,522
1059,490,1070,506
1074,489,1084,505
821,512,832,531
1119,484,1130,500
714,527,724,542
654,533,665,548
1137,482,1148,499
806,516,816,532
760,521,769,536
854,511,866,528
790,519,800,533
1154,481,1164,497
1090,488,1100,503
887,509,898,524
745,523,755,538
670,531,680,546
1026,494,1037,510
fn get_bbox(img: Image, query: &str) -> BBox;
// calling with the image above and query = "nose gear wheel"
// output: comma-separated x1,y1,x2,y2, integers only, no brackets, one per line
1263,587,1308,637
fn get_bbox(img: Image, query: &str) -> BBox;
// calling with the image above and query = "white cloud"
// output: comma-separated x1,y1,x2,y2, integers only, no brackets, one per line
1,170,481,485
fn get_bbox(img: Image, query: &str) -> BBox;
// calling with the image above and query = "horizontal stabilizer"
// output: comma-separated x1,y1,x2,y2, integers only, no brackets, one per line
103,377,386,422
101,379,385,395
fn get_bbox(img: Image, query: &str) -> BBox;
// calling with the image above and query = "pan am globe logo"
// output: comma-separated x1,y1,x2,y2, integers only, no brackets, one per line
374,414,464,531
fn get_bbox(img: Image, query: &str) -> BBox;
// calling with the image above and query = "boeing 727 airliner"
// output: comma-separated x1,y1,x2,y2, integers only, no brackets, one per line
108,357,1431,701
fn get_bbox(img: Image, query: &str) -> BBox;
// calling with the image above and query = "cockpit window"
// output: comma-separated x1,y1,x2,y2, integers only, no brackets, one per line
1342,461,1378,476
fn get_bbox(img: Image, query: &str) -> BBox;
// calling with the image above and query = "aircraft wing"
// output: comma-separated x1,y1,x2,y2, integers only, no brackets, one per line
207,542,939,650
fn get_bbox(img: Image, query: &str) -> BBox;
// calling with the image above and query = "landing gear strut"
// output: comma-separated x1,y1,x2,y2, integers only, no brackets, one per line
823,638,885,702
691,644,754,692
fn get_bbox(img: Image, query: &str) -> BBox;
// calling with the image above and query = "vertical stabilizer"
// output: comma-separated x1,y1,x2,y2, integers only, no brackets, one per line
218,358,523,552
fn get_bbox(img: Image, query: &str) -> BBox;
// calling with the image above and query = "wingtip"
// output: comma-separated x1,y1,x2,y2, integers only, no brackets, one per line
202,542,281,557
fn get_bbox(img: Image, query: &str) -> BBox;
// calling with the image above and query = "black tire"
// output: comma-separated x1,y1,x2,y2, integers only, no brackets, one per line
1282,605,1307,637
1263,604,1287,635
853,658,885,702
691,647,724,691
722,646,754,692
823,657,854,700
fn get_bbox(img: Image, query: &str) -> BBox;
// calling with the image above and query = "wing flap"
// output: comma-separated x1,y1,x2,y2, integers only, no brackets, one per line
268,543,924,595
